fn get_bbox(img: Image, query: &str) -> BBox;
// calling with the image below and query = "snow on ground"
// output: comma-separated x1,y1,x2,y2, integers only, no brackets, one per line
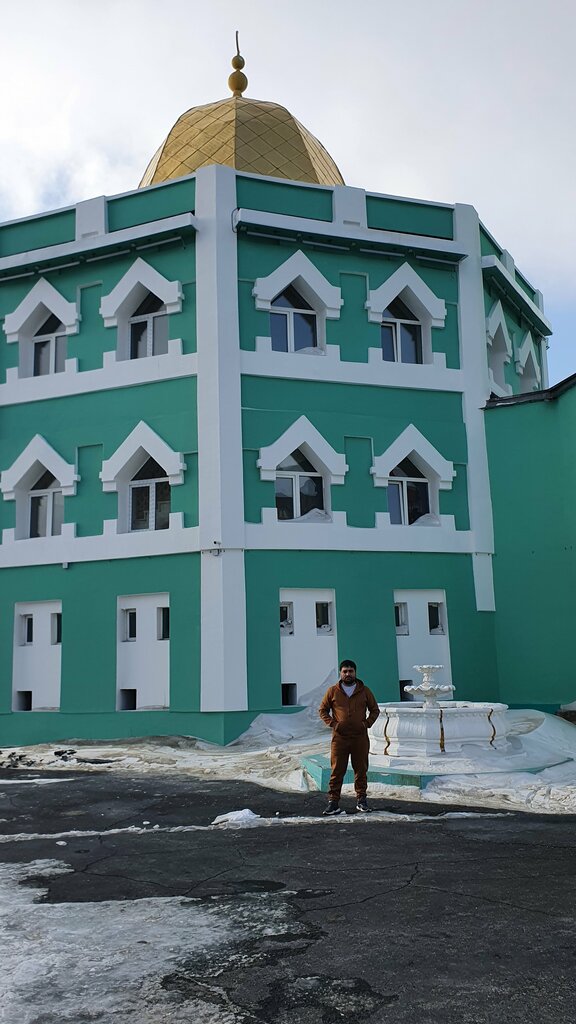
3,701,576,814
0,858,310,1024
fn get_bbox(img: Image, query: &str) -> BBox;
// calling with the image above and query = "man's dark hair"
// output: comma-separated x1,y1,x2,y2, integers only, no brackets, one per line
339,659,356,670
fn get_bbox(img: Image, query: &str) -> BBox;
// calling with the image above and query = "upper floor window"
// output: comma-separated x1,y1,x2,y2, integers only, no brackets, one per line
29,469,64,537
33,314,67,376
270,286,318,353
129,457,170,531
388,458,429,525
275,448,324,520
381,298,422,364
129,293,169,359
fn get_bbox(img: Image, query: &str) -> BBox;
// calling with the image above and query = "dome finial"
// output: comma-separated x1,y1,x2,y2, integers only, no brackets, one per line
228,31,248,97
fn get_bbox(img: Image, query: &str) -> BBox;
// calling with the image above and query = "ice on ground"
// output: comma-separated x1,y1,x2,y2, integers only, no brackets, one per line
4,704,576,814
0,858,309,1024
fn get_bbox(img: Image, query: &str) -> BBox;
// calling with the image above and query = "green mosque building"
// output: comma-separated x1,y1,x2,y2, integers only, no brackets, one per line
0,50,567,747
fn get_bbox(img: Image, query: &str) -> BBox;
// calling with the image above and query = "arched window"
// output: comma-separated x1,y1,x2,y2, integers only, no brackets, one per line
275,449,324,520
270,286,318,353
388,458,430,525
381,298,422,365
129,457,170,532
129,292,168,359
32,314,67,376
29,469,64,537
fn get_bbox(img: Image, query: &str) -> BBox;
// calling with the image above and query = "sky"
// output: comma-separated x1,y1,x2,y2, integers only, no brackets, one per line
0,0,574,382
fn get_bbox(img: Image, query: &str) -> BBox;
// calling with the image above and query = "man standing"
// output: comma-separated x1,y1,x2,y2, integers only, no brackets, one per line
318,660,380,815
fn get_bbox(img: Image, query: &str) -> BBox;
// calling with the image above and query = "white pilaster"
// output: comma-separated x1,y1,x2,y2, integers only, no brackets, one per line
453,204,495,612
195,165,248,711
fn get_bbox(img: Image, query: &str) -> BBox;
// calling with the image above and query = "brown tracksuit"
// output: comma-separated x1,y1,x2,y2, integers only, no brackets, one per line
318,680,380,800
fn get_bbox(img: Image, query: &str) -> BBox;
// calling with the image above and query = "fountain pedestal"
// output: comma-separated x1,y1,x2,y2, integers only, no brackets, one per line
369,666,509,758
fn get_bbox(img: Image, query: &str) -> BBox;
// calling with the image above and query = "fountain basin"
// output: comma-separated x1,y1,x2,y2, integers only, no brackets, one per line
369,701,509,758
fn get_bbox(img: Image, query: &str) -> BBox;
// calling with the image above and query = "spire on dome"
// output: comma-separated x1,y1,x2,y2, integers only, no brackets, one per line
228,32,248,97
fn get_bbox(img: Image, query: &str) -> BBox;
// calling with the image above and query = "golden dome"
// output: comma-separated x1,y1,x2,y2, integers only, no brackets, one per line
139,96,345,188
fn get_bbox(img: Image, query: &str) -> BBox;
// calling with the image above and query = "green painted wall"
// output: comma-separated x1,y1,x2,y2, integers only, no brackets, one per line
479,226,503,259
0,240,197,381
486,396,576,707
0,209,76,258
237,236,460,367
0,377,199,535
366,197,453,239
107,178,196,232
242,377,469,528
245,550,498,709
236,177,333,221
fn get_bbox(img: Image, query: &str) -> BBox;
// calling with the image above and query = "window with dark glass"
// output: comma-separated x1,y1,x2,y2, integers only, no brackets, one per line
33,313,67,376
124,609,137,641
51,612,62,645
29,469,64,538
275,448,324,520
129,293,169,359
381,297,422,364
270,285,318,353
129,457,170,531
388,457,429,525
157,606,170,640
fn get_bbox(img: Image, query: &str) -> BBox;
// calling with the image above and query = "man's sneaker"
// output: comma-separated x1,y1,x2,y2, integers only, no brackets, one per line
356,798,372,813
323,801,342,816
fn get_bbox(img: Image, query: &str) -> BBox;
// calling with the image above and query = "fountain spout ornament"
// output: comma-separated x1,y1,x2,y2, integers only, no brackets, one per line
405,665,455,708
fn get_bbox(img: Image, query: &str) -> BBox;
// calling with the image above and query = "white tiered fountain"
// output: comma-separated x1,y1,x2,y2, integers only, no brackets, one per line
370,665,510,763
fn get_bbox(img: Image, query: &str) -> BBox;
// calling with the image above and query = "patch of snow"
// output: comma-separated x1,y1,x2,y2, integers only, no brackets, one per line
4,709,576,814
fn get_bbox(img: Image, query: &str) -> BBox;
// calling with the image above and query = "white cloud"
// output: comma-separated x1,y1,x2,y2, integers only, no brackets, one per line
0,0,574,374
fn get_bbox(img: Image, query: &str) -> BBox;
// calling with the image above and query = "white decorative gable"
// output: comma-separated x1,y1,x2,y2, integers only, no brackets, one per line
99,257,183,328
366,263,446,326
257,416,348,485
371,424,454,490
515,330,542,392
252,250,342,319
1,435,79,500
3,279,79,344
100,421,186,491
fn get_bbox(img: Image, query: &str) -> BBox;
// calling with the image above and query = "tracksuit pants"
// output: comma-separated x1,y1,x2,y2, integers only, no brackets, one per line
329,730,369,801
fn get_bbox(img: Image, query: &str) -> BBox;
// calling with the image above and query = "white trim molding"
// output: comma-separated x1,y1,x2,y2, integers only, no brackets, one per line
486,299,513,397
100,421,186,491
1,435,79,501
371,424,454,491
3,278,80,344
366,263,446,327
515,329,542,392
257,416,348,486
99,257,183,328
252,250,342,320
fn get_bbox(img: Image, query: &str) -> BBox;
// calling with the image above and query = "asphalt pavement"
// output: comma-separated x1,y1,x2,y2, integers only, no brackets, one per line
1,768,576,1023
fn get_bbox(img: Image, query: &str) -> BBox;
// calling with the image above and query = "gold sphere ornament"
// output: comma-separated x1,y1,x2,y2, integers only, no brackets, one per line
229,31,248,96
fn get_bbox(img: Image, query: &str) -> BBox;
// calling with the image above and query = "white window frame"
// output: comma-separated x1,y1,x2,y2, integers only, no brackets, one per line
394,602,409,635
280,602,294,634
51,612,62,645
270,290,318,354
32,320,67,376
21,614,34,646
275,465,325,521
380,308,423,365
315,601,334,635
387,468,430,527
123,609,137,642
128,472,171,533
157,606,170,641
28,481,64,538
428,601,445,635
128,300,169,360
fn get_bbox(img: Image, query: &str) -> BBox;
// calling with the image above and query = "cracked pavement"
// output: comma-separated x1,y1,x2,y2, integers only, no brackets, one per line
1,769,576,1023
